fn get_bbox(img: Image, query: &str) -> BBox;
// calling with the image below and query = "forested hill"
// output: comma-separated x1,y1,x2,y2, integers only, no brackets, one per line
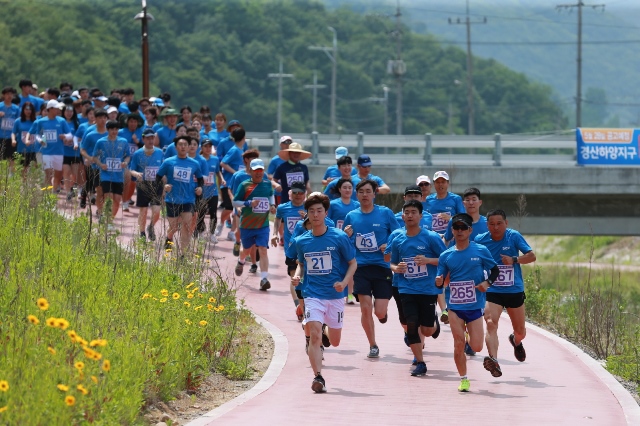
0,0,565,135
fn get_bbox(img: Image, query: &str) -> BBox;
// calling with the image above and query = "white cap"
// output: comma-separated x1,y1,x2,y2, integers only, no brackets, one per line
279,135,293,144
433,171,450,181
335,146,349,159
250,158,265,170
46,100,60,110
416,175,431,185
71,90,80,98
106,106,118,115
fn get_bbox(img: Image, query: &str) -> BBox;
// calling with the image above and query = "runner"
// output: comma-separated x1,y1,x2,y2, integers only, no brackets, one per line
272,142,311,204
232,158,275,291
267,135,292,245
128,128,164,241
435,213,499,392
155,108,179,150
61,104,81,201
327,178,360,232
343,179,400,358
11,102,38,174
321,147,357,186
80,108,108,211
416,175,431,212
197,138,224,243
1,86,20,167
354,155,390,194
475,209,536,377
291,192,357,393
386,199,446,376
118,113,144,211
323,156,360,200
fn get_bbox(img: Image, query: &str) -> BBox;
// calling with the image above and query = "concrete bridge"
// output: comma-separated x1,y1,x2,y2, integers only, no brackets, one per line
246,132,640,236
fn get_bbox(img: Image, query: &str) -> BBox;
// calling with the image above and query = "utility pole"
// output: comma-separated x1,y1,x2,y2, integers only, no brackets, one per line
309,27,338,133
556,1,605,128
387,1,406,135
304,71,326,133
133,0,155,98
267,59,293,133
448,0,486,135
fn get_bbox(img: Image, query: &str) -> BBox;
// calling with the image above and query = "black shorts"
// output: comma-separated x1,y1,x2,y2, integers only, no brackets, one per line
353,265,393,300
295,289,303,300
486,291,526,309
400,293,438,327
85,167,100,192
101,181,124,195
18,152,37,167
285,256,298,276
220,187,233,210
166,202,195,218
0,138,16,161
392,286,406,325
136,181,163,207
63,156,82,165
197,195,219,217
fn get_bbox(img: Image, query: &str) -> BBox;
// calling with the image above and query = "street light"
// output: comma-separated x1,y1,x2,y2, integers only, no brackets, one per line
309,27,337,134
134,0,154,98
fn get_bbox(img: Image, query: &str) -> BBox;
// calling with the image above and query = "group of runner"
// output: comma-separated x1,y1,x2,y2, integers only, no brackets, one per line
1,79,537,396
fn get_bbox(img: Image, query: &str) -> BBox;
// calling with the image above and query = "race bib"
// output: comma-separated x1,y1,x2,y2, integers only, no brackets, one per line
449,280,477,305
129,144,138,155
204,172,215,186
173,166,191,182
286,172,304,186
21,131,29,143
355,231,378,252
494,265,515,287
44,129,57,142
144,166,158,181
431,214,449,232
304,251,332,275
286,216,301,233
1,118,15,131
336,220,344,230
403,257,428,279
252,197,270,213
105,158,121,172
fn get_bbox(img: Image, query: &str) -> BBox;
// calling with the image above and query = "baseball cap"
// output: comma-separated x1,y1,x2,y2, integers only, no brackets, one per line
335,146,349,159
291,181,306,193
279,135,293,144
357,155,372,167
416,175,431,185
227,120,241,131
46,99,60,110
201,138,213,146
142,128,156,137
451,213,473,228
249,158,265,170
149,97,165,107
106,106,118,115
404,185,422,196
95,96,108,102
433,171,450,181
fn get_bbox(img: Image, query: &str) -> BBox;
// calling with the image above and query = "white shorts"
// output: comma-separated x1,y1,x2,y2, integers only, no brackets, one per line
302,298,344,329
42,155,63,171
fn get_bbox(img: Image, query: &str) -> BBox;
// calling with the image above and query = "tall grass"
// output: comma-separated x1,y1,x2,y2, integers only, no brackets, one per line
0,164,255,424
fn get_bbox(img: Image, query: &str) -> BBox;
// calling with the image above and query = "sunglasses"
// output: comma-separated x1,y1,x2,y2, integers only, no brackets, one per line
282,140,293,145
418,182,430,187
452,223,470,231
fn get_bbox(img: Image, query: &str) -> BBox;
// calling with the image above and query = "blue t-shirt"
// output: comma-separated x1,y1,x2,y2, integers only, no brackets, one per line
221,146,244,186
62,120,79,157
323,165,358,181
81,129,108,169
156,126,177,149
328,198,360,230
343,205,400,268
394,210,433,230
356,173,386,189
437,242,497,311
157,156,204,204
295,227,356,300
276,201,306,248
425,192,465,233
273,161,309,204
444,215,488,246
29,117,71,156
75,122,92,142
229,169,252,195
324,176,361,201
19,95,44,111
267,155,285,196
385,228,447,295
474,229,532,294
92,137,129,183
201,155,221,198
129,147,164,183
12,119,37,153
118,127,144,157
216,136,247,161
0,103,20,139
200,129,218,146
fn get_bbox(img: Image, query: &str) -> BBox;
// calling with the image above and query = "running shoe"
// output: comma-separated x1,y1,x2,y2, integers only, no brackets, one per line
296,304,304,321
128,199,135,206
509,334,526,362
232,243,241,257
347,294,356,305
122,203,129,212
227,231,236,242
483,356,503,378
215,223,224,236
367,345,380,358
404,333,410,347
249,264,258,274
90,195,96,205
146,225,156,242
80,197,87,209
378,313,388,324
411,362,427,377
139,232,146,240
464,342,476,356
440,309,449,325
311,374,326,393
458,378,470,392
321,324,331,348
432,315,441,339
259,278,271,291
234,262,244,277
412,357,417,366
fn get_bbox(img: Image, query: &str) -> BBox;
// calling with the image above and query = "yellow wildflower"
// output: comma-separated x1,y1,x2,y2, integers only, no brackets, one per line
0,406,7,413
56,384,69,392
218,305,225,311
47,346,56,355
67,330,78,342
172,293,180,300
184,302,191,307
209,297,216,303
194,305,202,311
141,293,152,299
102,360,111,372
185,319,192,325
45,317,57,327
65,395,75,406
74,361,84,370
0,381,8,392
198,294,203,298
89,339,107,347
207,304,214,310
56,318,70,330
91,351,102,361
199,320,207,326
37,298,49,311
159,297,167,303
27,315,40,325
160,289,169,297
77,337,88,346
187,293,194,299
167,240,174,246
186,282,195,289
91,376,98,384
77,385,89,396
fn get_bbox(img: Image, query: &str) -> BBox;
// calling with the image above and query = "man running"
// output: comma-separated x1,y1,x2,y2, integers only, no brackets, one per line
292,192,357,393
354,155,390,194
323,156,360,200
475,209,536,377
435,213,499,392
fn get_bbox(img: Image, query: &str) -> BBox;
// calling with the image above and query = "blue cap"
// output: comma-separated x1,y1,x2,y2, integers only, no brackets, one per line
335,146,349,159
149,97,165,107
142,128,156,137
227,119,241,131
357,154,372,167
250,158,265,170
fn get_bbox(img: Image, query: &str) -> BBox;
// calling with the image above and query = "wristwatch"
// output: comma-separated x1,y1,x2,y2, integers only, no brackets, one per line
512,256,518,264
